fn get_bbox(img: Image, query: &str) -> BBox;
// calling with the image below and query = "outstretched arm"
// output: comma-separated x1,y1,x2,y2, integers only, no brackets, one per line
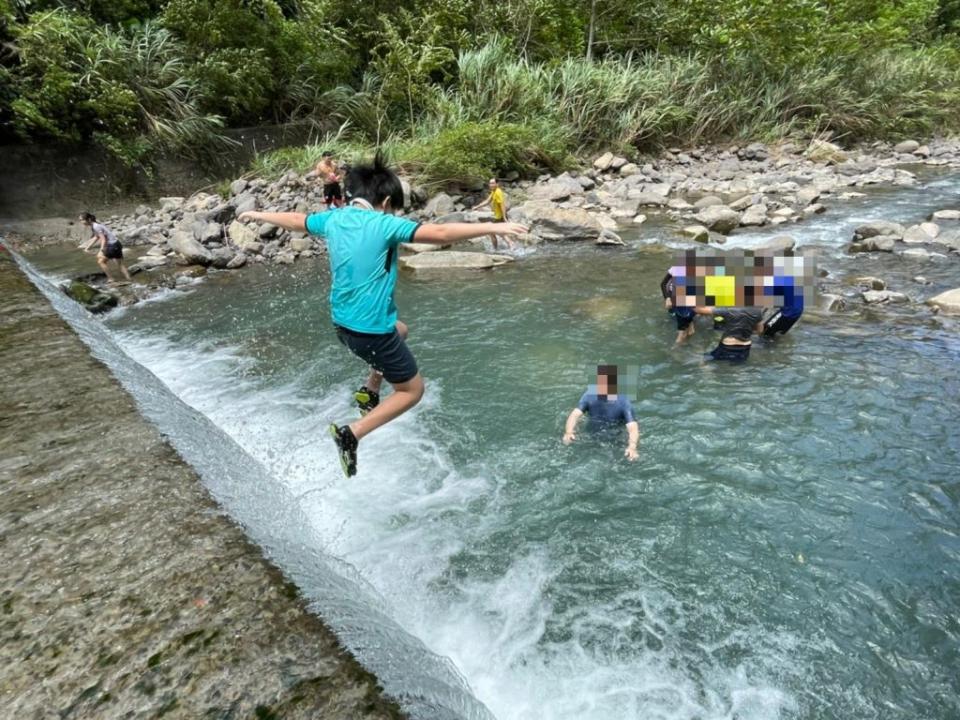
563,408,583,444
472,193,492,210
624,421,640,461
237,211,307,233
414,221,528,245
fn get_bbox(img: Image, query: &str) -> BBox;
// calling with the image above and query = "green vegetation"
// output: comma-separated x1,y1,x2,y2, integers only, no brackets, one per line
2,1,960,178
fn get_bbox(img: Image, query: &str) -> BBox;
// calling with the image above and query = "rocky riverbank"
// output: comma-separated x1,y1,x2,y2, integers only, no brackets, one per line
8,135,960,315
0,248,405,719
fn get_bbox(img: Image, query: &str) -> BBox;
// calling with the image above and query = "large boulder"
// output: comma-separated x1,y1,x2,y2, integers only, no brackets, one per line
169,230,213,265
192,221,222,244
399,251,514,273
208,247,235,269
853,221,905,241
593,152,615,172
903,224,936,244
805,139,848,164
695,205,740,234
512,201,602,240
927,288,960,314
424,192,455,217
529,174,585,202
739,204,768,227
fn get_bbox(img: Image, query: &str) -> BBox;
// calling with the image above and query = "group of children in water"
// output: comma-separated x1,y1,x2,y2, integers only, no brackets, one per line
79,153,804,477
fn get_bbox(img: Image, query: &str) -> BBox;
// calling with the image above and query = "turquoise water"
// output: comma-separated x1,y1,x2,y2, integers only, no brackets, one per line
23,172,960,719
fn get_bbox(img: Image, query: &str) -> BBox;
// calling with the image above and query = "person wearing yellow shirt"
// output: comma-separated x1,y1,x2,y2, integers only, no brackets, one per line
472,178,515,250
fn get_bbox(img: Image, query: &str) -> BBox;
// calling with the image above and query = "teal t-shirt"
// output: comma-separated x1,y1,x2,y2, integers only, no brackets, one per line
305,206,419,333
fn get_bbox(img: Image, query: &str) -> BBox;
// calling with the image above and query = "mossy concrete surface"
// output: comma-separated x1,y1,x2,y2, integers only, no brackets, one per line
0,247,405,720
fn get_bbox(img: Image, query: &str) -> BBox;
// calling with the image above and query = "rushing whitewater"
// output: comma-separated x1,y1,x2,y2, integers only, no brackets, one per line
16,170,960,720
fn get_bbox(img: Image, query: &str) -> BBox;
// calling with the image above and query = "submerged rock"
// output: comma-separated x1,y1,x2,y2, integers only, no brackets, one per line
62,280,118,314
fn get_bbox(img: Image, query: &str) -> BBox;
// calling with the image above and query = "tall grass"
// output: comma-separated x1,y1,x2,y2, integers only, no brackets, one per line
255,39,960,185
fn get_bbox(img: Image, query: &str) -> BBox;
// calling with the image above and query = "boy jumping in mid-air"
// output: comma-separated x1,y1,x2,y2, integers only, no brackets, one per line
239,153,527,477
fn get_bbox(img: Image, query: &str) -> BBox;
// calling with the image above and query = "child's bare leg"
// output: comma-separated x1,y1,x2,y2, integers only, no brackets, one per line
349,373,424,440
97,255,116,282
118,259,131,281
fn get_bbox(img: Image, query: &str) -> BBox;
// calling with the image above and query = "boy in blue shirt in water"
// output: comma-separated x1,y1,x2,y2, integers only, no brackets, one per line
239,153,527,477
562,365,640,461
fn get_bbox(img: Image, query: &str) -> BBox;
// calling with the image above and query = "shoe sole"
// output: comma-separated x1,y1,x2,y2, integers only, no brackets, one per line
353,390,378,417
328,424,353,478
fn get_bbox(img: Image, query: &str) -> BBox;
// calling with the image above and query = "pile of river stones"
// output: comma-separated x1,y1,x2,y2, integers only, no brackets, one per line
73,136,960,315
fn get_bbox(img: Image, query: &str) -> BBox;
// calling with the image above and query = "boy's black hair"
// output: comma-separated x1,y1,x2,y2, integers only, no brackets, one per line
80,211,96,222
343,151,404,209
321,150,333,158
596,364,618,391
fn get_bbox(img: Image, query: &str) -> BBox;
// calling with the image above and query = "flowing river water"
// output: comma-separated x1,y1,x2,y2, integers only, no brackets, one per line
15,170,960,720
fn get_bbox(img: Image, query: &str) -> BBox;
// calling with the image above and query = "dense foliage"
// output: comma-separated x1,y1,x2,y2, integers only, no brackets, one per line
2,0,960,176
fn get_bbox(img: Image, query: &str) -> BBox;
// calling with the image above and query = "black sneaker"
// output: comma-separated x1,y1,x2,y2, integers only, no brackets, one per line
353,386,380,416
329,424,358,477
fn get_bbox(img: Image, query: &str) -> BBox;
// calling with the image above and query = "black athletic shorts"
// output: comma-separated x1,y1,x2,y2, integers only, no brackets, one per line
103,242,123,260
324,182,343,203
707,342,751,362
673,307,695,330
336,325,419,384
762,309,800,337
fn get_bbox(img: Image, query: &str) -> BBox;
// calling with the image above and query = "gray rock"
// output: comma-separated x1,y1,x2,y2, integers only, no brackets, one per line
642,182,671,197
931,209,960,222
755,236,796,253
609,156,629,170
578,175,596,190
169,230,213,265
529,175,585,202
931,229,960,250
62,280,118,313
129,256,168,272
913,145,931,158
399,251,514,272
618,163,640,177
855,276,886,290
234,193,259,215
667,198,694,211
512,201,601,240
192,221,222,244
424,192,456,217
595,229,625,246
728,194,760,212
629,191,669,207
400,242,448,253
901,248,931,259
903,224,935,244
927,288,960,314
259,223,279,239
693,195,723,209
230,178,249,195
802,203,827,218
593,152,614,171
159,196,185,212
739,205,768,227
849,235,898,253
632,214,647,225
862,290,909,304
228,220,259,249
853,221,905,241
805,139,847,164
893,140,920,154
696,205,740,234
274,251,296,265
209,247,235,269
226,253,247,269
796,186,821,206
819,293,846,312
913,275,929,284
290,237,313,253
681,225,710,243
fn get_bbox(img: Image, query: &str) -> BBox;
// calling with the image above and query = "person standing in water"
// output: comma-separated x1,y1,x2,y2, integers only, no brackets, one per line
472,178,515,250
315,151,344,209
694,306,764,362
78,212,131,283
238,153,528,477
562,364,640,461
661,267,696,346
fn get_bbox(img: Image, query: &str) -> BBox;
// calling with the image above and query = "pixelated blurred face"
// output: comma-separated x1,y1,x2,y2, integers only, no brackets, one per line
704,274,736,307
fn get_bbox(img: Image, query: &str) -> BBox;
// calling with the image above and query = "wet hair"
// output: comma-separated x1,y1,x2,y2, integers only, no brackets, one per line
80,211,96,223
343,151,404,209
321,150,333,158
